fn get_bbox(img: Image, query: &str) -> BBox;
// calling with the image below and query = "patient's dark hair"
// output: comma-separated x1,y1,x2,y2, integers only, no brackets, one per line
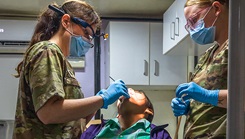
136,90,154,123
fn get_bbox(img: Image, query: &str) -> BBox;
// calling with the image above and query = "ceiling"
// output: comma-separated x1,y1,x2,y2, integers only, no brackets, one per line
0,0,174,20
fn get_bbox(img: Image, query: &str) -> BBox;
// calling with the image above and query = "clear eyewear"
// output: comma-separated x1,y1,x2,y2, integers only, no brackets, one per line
48,5,108,48
71,17,96,40
185,6,212,32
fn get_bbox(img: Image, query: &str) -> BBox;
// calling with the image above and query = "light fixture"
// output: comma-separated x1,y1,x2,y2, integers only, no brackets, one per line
99,33,109,40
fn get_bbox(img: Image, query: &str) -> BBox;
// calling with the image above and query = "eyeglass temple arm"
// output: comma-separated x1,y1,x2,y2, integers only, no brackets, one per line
49,5,108,39
48,5,88,28
72,17,96,37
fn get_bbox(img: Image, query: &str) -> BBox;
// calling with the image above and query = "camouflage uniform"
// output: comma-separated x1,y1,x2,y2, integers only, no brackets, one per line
185,40,228,139
13,41,84,139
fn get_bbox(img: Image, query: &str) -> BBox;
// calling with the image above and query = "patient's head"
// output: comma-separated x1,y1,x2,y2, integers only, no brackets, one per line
117,88,154,122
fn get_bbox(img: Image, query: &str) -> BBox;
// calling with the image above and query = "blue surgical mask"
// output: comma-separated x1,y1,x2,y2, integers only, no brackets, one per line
189,19,216,45
69,35,92,57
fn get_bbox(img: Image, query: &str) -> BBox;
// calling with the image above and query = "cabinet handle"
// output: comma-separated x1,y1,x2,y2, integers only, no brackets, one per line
175,17,179,36
154,60,159,76
170,22,175,40
143,60,148,76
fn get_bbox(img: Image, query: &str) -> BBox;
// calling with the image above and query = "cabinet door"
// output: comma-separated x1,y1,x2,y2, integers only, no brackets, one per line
162,1,177,54
174,0,188,43
109,21,150,85
150,23,187,85
163,0,188,54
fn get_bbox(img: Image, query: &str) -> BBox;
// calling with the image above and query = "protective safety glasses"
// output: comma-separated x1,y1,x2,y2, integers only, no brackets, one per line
185,6,212,32
71,17,95,39
48,5,108,44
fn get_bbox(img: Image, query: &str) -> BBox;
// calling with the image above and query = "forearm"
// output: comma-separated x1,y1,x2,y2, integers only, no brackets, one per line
217,89,228,108
85,112,97,124
37,96,103,124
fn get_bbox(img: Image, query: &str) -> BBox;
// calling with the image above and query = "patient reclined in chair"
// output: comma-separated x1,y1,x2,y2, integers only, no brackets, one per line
80,88,172,139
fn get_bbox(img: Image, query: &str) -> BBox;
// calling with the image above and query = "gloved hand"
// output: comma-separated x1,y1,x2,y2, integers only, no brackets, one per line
176,82,219,106
171,98,190,117
96,79,130,109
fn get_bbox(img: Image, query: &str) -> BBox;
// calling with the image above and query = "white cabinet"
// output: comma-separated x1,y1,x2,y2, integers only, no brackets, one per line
107,21,149,85
162,0,211,56
163,0,188,55
150,23,187,85
104,21,187,86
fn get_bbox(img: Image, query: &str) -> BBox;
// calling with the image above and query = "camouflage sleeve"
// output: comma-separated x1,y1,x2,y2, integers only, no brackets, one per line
28,46,65,112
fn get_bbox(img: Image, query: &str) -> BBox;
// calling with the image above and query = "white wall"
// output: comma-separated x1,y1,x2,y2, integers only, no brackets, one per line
74,47,95,98
0,54,22,139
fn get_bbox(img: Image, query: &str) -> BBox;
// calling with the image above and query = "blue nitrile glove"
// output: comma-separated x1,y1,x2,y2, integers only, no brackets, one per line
96,79,130,109
176,82,219,106
171,98,190,117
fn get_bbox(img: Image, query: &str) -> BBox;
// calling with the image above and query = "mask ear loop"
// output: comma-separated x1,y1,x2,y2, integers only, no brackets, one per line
209,4,219,27
67,19,95,47
211,16,218,27
202,6,218,27
202,6,213,20
65,22,75,36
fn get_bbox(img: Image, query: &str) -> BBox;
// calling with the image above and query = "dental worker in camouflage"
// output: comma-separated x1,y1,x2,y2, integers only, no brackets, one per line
13,0,129,138
171,0,229,138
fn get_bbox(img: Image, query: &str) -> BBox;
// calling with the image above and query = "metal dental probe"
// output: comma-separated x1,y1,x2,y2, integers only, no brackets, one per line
109,76,115,82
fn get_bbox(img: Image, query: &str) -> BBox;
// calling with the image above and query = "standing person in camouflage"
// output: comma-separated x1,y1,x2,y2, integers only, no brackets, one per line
13,0,129,139
171,0,229,138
